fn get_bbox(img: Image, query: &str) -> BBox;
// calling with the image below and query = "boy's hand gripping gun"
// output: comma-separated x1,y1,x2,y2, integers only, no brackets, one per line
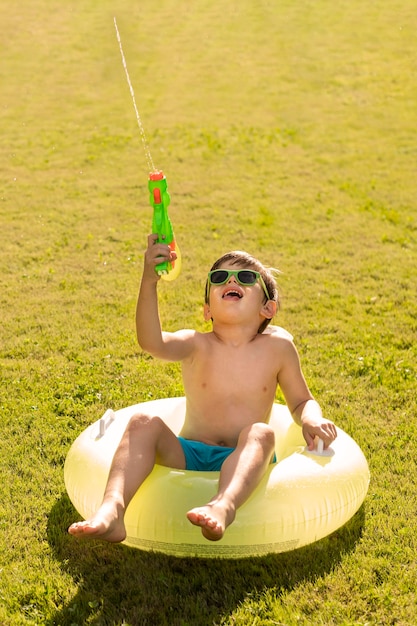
148,171,181,281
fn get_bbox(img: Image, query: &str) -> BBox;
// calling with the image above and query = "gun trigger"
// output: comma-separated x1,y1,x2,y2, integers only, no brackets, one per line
153,188,162,204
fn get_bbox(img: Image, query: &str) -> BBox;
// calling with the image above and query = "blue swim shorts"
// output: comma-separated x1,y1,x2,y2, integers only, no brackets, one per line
178,437,235,471
178,437,276,471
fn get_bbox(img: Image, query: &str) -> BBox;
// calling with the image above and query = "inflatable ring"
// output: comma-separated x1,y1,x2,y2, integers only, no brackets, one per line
64,397,370,559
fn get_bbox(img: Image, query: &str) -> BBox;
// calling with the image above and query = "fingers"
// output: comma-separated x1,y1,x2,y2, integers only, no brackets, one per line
318,422,337,449
147,233,159,247
144,234,175,275
302,420,337,450
304,431,315,451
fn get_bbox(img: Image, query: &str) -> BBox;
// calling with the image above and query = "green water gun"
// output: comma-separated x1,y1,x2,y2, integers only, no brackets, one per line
148,170,181,281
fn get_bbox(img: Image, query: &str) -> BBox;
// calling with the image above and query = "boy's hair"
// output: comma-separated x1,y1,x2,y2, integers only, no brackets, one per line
204,251,280,333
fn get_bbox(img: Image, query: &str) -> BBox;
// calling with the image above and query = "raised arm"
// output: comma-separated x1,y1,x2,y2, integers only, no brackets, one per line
136,234,195,361
275,337,337,449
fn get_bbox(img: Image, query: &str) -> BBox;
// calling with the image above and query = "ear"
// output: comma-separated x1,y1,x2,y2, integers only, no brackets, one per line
261,300,277,320
203,303,212,321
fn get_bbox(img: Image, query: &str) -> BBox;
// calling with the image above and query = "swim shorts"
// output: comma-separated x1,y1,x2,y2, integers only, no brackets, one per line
178,437,235,471
178,437,277,471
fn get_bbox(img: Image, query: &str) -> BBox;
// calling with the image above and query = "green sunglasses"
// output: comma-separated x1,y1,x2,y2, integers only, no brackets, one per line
206,269,270,302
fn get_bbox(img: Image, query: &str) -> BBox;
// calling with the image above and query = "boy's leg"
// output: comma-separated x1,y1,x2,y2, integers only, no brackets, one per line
68,412,185,542
187,422,275,541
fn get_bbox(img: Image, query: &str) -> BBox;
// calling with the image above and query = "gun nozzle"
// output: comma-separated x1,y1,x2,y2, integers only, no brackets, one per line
149,170,164,181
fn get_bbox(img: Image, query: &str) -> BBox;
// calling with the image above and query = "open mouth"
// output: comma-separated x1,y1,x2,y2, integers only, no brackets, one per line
222,289,243,299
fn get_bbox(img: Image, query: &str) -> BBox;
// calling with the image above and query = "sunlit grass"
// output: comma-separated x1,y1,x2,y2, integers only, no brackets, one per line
1,0,416,624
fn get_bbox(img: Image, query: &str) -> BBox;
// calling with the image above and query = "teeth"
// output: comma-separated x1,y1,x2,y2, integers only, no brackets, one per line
223,290,242,298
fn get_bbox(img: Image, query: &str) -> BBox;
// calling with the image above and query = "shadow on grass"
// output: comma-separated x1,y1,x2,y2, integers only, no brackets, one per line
47,493,365,626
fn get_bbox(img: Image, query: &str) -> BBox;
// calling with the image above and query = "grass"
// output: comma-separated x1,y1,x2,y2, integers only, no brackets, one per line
1,0,416,623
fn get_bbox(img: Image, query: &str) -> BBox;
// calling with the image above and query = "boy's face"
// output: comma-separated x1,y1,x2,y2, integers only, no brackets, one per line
203,263,276,326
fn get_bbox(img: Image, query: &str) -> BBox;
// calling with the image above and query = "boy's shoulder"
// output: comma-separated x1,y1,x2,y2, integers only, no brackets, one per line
262,325,293,341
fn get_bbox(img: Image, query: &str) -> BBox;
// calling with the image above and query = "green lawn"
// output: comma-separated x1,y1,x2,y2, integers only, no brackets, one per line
1,1,416,624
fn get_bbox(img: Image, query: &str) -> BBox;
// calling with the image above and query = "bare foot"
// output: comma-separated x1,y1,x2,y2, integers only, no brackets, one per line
187,503,235,541
68,502,126,543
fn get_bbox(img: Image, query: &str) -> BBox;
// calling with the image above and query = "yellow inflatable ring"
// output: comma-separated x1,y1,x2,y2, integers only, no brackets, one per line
64,397,370,559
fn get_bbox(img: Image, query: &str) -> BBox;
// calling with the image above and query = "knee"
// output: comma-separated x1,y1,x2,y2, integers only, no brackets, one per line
247,423,275,453
126,412,163,433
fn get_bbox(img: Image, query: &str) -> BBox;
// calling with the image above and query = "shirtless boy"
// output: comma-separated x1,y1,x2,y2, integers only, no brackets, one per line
68,234,337,543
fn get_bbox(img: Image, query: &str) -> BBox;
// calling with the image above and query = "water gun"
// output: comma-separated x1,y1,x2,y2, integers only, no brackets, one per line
148,170,181,281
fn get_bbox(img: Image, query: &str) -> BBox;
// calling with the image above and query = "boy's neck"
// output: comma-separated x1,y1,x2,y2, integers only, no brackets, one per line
211,321,260,346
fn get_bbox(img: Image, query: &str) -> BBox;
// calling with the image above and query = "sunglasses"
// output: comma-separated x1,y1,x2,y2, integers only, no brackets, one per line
206,269,270,301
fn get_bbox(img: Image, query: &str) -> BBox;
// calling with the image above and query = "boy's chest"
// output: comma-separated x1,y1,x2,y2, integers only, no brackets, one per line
184,343,278,393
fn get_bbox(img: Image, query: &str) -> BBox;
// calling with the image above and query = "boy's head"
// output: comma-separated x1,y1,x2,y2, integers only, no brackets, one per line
204,251,280,333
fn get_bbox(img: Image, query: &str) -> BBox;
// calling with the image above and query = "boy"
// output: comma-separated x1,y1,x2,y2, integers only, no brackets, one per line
68,235,337,543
